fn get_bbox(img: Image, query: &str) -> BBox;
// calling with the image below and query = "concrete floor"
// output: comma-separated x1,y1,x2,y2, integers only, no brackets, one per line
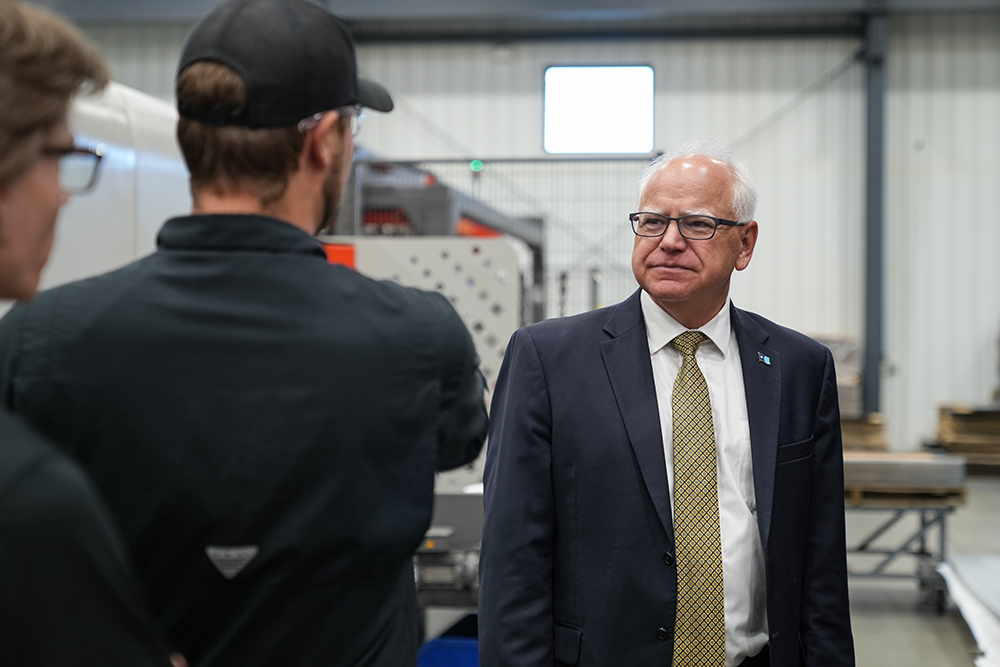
847,476,1000,667
426,478,1000,663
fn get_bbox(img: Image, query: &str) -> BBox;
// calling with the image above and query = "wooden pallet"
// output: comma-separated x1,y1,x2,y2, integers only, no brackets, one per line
936,405,1000,475
955,452,1000,475
842,414,889,451
844,484,966,508
938,433,1000,453
938,405,1000,441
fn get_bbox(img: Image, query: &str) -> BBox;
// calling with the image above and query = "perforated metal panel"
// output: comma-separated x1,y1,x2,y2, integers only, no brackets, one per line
346,237,519,392
335,236,520,490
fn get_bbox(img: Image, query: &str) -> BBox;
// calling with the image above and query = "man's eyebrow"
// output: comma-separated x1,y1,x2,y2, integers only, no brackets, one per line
642,208,718,217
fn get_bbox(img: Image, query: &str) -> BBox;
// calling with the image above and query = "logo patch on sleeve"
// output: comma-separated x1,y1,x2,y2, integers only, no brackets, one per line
205,545,259,580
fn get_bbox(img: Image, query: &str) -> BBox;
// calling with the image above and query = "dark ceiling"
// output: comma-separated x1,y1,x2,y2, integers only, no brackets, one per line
27,0,1000,41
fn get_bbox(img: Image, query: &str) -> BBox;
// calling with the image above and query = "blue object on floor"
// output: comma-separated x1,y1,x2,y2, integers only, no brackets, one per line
418,636,479,667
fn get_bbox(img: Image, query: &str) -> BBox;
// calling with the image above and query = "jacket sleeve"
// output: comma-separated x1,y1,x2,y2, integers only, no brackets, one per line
433,294,489,472
800,349,856,666
479,327,556,667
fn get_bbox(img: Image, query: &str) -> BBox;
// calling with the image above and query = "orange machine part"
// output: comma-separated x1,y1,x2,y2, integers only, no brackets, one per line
323,243,356,269
456,216,502,238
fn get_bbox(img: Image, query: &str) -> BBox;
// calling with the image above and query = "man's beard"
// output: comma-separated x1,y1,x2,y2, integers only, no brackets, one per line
317,161,346,235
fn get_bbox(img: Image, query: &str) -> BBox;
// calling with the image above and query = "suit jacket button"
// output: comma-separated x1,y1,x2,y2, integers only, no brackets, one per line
656,627,669,641
663,552,674,566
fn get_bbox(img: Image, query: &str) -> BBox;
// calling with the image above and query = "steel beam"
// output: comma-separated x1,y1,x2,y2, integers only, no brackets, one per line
34,0,1000,24
863,14,887,416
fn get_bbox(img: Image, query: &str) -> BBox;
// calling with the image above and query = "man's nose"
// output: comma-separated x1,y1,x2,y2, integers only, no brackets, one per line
657,220,687,250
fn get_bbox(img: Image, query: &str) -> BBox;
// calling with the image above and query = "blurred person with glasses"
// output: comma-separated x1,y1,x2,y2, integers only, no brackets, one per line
480,139,854,667
43,143,104,194
0,1,488,665
0,2,185,665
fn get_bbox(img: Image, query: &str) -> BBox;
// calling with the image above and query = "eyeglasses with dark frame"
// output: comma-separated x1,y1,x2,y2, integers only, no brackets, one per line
297,104,366,137
629,211,748,240
41,144,104,195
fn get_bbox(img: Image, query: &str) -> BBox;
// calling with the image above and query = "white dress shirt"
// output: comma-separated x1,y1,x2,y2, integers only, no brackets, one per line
640,291,769,666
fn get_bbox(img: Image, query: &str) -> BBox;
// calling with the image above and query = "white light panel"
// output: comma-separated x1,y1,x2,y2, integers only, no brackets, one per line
544,66,654,154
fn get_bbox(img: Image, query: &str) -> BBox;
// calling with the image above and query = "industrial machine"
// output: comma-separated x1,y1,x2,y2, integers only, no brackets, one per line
332,157,545,325
42,83,192,293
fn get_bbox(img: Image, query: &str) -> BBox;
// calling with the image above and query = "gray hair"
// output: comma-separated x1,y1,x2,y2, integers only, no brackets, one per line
637,139,758,222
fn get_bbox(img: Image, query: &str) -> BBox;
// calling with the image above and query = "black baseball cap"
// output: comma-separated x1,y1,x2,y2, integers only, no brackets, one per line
177,0,393,128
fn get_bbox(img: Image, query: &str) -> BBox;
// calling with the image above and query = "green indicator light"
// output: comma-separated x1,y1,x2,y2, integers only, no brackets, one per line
469,160,483,172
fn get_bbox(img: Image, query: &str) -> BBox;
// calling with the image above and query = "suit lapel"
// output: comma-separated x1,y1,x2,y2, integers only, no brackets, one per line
600,291,674,543
731,304,780,551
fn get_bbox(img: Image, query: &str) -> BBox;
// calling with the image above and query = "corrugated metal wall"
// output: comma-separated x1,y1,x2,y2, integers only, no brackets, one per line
885,13,1000,452
80,15,1000,449
83,24,190,102
356,37,866,344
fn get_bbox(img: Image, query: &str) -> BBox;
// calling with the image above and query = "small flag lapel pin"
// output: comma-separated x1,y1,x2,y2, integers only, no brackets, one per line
757,352,771,365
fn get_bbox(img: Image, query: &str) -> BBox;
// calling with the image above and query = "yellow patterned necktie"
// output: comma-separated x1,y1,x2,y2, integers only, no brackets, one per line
671,330,725,666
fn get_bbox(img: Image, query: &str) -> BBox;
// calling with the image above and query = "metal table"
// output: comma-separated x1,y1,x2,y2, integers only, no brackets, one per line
845,485,965,612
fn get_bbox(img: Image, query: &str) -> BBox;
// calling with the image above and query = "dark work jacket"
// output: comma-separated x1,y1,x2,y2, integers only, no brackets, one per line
0,408,171,667
0,214,488,667
479,291,854,667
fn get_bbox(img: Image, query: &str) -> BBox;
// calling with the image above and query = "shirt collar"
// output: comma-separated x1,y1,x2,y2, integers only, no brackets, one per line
156,214,328,259
640,290,733,359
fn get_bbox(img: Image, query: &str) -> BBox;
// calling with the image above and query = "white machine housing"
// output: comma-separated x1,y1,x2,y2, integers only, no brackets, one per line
44,82,192,291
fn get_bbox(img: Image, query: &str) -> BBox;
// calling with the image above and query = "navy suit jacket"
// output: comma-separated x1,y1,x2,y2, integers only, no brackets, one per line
480,291,854,667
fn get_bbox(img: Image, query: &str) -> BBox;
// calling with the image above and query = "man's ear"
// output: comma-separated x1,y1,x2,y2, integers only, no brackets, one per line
735,220,758,272
305,111,345,169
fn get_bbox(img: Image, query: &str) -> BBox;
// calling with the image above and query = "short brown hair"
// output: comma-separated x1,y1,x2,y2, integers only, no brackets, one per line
176,61,305,205
0,0,108,189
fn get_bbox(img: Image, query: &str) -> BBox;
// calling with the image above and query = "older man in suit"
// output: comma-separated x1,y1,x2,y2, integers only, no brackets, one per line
479,139,854,667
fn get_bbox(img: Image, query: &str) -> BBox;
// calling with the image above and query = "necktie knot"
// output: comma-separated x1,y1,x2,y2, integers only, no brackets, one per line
671,330,707,358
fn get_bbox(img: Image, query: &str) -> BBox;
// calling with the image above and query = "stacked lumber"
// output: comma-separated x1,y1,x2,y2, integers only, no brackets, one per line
937,405,1000,470
841,413,889,451
843,451,966,507
813,336,862,419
